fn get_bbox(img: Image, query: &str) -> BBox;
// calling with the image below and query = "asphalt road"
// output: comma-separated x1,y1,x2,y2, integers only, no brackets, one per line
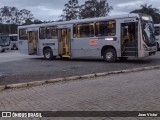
0,50,160,85
0,69,160,120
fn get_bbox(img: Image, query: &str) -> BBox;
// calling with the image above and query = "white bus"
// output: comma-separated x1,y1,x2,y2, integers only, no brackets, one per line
9,34,18,50
18,13,156,62
154,24,160,50
0,34,10,52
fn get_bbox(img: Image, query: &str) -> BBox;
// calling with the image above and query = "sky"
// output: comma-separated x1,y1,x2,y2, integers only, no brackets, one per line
0,0,159,21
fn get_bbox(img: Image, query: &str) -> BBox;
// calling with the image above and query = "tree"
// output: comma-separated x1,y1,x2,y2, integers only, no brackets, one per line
0,6,36,34
79,0,113,19
60,0,79,21
19,9,33,24
0,6,11,22
131,4,160,24
33,19,43,24
0,6,34,25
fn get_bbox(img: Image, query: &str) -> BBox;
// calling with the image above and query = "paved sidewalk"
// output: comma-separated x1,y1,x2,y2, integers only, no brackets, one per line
0,69,160,120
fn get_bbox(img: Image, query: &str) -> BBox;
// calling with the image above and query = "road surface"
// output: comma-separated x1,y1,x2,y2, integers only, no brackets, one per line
0,50,160,85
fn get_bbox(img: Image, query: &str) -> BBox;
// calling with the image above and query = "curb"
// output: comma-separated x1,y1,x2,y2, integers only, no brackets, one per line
1,65,160,91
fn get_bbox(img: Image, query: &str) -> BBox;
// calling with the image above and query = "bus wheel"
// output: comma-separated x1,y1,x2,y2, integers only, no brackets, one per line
13,45,18,50
119,57,128,61
156,43,159,51
43,48,54,60
1,49,5,52
103,48,117,63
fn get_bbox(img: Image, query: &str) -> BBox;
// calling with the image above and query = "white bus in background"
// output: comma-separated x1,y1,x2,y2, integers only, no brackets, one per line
18,13,156,62
9,34,18,50
0,34,10,52
154,24,160,50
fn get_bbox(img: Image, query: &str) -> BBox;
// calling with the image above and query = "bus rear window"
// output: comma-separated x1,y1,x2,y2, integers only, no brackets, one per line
95,20,116,36
77,23,94,38
46,26,57,39
19,29,28,40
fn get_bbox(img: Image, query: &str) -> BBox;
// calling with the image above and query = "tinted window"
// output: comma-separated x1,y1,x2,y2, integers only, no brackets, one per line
10,36,18,41
46,26,57,39
19,29,28,40
39,27,46,39
0,36,10,46
95,20,116,36
77,23,94,38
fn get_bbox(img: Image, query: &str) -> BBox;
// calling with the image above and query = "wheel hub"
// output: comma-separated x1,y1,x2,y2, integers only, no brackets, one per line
45,51,51,58
106,52,113,60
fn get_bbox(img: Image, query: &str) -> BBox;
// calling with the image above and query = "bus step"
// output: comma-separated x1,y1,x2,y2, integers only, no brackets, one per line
124,47,138,51
123,51,138,56
62,55,70,58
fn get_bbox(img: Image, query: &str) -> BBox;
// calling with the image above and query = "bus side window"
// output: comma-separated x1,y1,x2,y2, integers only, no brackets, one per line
77,23,94,38
95,20,116,37
39,27,46,39
19,29,28,40
46,26,57,39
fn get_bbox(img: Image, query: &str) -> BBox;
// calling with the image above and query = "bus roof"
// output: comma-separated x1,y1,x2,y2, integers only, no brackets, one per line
18,13,141,29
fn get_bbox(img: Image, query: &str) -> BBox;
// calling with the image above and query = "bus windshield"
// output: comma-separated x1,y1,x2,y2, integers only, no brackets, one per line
141,16,156,46
0,36,10,46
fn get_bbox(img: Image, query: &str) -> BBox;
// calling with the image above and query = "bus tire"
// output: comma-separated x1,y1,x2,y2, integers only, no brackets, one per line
156,43,159,51
43,48,54,60
103,48,117,63
13,44,18,50
1,49,5,52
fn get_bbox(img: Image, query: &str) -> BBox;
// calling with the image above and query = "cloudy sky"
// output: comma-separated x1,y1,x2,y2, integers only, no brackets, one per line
0,0,159,21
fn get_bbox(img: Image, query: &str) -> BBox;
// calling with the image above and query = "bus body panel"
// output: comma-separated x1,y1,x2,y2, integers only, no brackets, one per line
19,40,29,54
38,39,59,56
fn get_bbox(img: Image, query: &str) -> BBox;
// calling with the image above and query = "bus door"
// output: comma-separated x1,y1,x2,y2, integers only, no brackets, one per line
58,28,71,58
120,20,139,57
155,26,160,50
28,31,38,55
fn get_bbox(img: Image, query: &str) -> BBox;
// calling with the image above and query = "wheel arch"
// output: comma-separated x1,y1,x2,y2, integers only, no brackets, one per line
43,46,52,55
101,45,117,56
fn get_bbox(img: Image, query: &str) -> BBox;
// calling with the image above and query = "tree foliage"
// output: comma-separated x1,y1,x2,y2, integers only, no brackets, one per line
0,6,34,25
0,6,42,34
131,4,160,24
60,0,113,20
61,0,79,21
79,0,113,19
0,24,17,34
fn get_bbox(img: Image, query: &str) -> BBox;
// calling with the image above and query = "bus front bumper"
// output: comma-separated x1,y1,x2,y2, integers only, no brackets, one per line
139,49,156,58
